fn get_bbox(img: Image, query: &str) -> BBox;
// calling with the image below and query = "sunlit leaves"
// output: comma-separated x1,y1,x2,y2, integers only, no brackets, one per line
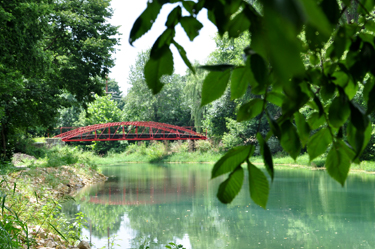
144,46,174,94
248,162,269,208
217,166,244,204
180,16,203,41
237,99,263,122
307,128,331,161
201,69,231,106
211,145,253,179
326,141,352,186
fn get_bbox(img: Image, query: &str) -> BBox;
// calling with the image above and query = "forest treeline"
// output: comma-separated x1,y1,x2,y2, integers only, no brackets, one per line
55,31,375,161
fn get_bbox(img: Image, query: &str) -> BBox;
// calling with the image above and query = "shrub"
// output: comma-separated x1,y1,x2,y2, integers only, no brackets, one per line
195,140,212,153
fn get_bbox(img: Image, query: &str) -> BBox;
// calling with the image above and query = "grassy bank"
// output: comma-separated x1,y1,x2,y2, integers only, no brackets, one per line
94,142,375,173
1,144,106,248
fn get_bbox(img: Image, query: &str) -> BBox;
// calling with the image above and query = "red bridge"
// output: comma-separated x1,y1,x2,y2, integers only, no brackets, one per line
54,121,207,142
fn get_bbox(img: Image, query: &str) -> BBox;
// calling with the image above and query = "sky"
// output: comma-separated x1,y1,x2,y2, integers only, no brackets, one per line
108,0,218,95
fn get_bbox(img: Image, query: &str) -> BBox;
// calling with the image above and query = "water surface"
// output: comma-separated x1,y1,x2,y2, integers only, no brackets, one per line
63,164,375,248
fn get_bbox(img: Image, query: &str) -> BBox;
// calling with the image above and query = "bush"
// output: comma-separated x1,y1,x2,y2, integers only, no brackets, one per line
195,140,212,153
169,141,189,153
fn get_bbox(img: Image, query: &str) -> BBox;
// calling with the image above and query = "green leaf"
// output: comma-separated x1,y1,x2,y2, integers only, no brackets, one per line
305,24,330,51
328,96,350,128
201,70,231,107
230,67,252,99
307,128,331,161
349,102,369,131
299,0,332,36
347,121,372,158
280,120,301,160
48,222,68,242
150,29,175,59
266,111,282,138
326,141,351,186
267,92,285,107
165,6,181,28
320,0,340,25
294,112,311,147
172,40,195,74
227,11,251,38
182,1,195,15
237,99,264,122
180,16,203,41
217,166,244,204
144,46,174,94
256,133,274,180
307,112,325,130
250,54,267,86
248,162,269,208
313,96,324,117
129,1,162,45
200,64,235,72
211,145,253,178
330,27,347,59
320,81,336,102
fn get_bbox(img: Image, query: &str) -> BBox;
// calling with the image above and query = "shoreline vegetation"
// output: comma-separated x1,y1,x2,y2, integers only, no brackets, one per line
2,140,375,248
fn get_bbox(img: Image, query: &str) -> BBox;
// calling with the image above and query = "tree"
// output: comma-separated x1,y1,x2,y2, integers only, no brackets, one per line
130,0,375,207
124,50,191,126
0,0,119,160
76,94,124,154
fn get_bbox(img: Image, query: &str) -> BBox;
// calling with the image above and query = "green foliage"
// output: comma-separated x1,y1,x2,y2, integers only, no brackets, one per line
195,140,212,153
131,0,375,207
0,0,119,160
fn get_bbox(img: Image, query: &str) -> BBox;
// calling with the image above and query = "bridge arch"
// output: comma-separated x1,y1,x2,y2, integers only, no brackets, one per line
54,121,207,142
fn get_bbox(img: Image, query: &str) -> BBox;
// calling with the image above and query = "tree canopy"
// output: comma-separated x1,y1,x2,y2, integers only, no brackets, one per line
0,0,119,159
130,0,375,207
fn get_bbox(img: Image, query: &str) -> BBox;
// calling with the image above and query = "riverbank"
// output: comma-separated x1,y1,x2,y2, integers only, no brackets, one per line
1,149,107,249
96,149,375,174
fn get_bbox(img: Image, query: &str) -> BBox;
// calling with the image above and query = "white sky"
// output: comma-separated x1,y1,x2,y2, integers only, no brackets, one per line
108,0,218,95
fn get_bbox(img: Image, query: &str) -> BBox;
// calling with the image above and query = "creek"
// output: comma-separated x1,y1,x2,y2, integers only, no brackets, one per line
62,163,375,248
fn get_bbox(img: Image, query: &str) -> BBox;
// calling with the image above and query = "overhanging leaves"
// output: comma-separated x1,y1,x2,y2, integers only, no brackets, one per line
217,166,244,204
212,145,253,179
201,69,231,107
279,120,301,160
230,67,252,99
257,133,274,180
326,141,352,186
129,1,162,45
180,16,203,41
172,40,195,74
248,162,269,208
237,99,264,122
307,128,331,161
144,46,174,94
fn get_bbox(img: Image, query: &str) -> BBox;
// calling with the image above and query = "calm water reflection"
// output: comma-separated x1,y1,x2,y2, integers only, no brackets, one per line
63,164,375,248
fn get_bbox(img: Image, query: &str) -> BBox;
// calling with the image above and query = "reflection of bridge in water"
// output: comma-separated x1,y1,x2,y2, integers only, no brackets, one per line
83,174,208,206
55,121,207,142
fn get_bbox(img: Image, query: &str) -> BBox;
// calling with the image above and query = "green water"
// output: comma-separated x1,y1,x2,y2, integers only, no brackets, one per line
63,164,375,248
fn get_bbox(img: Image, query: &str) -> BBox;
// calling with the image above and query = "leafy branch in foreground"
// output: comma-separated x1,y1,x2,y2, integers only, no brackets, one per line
130,0,375,207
